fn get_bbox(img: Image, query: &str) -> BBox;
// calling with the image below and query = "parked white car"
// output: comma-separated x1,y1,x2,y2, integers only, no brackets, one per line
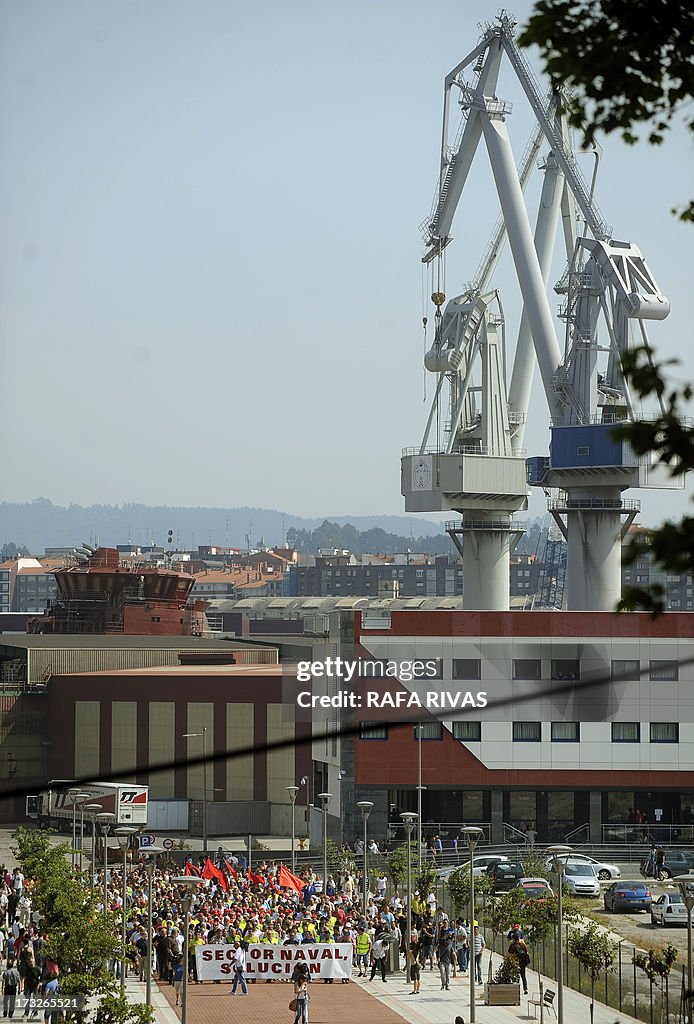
438,853,509,881
544,852,621,880
470,854,510,877
651,892,688,926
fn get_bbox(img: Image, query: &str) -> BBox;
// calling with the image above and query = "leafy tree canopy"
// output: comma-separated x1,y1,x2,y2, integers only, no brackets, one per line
519,1,694,220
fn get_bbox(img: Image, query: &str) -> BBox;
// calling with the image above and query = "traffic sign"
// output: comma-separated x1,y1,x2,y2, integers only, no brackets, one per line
162,838,174,850
138,833,156,848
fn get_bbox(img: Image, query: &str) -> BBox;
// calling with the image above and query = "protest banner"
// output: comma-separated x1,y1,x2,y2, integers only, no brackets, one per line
195,943,353,981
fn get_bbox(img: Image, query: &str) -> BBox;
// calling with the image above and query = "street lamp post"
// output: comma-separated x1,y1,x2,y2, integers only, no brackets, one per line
317,793,332,893
674,875,694,1010
547,844,573,1024
115,828,136,996
401,812,418,972
84,804,103,894
183,728,209,854
171,877,203,1024
417,723,423,869
287,786,299,874
357,801,373,917
145,859,154,1008
67,788,80,871
300,774,310,843
74,792,92,874
461,826,484,1024
96,812,116,910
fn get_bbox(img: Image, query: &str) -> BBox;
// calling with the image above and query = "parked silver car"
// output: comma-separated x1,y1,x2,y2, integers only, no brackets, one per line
550,860,600,897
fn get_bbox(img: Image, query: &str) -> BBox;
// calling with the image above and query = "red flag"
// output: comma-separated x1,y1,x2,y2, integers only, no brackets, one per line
278,864,305,893
202,857,229,891
224,859,237,880
248,870,265,886
184,862,202,877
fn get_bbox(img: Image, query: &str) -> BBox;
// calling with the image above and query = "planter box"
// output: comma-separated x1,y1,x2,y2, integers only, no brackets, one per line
484,982,521,1005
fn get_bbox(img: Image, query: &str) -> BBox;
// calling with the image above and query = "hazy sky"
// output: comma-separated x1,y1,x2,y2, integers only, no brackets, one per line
1,0,692,528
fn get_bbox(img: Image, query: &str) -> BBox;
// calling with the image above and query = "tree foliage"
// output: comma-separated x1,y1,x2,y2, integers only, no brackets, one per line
632,943,678,984
568,923,616,1024
612,347,694,612
386,841,417,891
12,828,153,1023
285,520,451,556
446,864,493,916
519,1,694,220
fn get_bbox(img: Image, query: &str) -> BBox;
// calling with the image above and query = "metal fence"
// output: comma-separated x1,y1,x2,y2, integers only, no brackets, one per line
488,923,688,1024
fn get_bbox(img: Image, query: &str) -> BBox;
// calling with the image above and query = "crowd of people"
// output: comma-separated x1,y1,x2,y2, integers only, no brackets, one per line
0,866,59,1020
107,849,500,997
0,845,535,1021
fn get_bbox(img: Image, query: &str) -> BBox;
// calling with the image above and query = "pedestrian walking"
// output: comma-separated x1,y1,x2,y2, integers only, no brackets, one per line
407,936,421,994
2,960,21,1019
437,922,454,990
292,971,309,1024
172,957,184,1006
229,941,247,996
368,934,388,983
473,926,486,985
455,918,469,974
508,934,530,995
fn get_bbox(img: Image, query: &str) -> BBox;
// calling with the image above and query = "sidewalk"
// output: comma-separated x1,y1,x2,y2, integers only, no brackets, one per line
122,952,642,1024
355,952,642,1024
123,972,409,1024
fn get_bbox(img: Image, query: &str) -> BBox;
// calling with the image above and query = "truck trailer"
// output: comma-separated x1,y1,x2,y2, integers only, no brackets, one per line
26,782,149,830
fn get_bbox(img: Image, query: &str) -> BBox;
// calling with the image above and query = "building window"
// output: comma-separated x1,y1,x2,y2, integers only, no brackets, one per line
611,659,640,681
551,722,580,742
359,722,388,740
551,659,580,681
452,658,481,680
414,722,443,740
649,660,678,682
611,722,640,743
513,722,541,742
513,659,541,681
650,722,679,743
453,721,481,742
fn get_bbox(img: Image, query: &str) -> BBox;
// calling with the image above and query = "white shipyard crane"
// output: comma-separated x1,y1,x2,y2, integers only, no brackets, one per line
401,10,681,611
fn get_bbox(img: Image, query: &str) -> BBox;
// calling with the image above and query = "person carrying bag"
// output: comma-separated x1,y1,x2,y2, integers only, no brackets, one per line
291,974,309,1024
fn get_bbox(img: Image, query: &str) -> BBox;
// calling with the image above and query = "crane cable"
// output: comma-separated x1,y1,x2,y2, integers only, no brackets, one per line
432,251,447,455
421,262,428,403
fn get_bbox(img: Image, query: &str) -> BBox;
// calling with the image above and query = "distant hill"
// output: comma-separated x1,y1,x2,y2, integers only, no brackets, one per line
0,499,445,554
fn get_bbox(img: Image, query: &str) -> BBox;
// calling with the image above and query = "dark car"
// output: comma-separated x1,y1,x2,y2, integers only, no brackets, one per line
604,880,652,913
661,851,694,879
487,860,525,893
